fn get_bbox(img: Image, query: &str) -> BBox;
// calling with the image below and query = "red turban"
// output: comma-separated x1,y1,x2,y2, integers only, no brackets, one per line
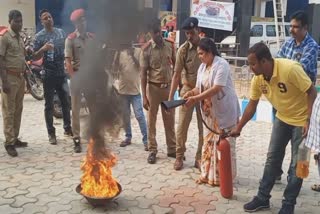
70,9,85,22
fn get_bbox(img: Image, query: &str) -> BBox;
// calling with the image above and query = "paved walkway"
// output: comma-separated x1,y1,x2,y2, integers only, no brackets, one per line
0,95,319,214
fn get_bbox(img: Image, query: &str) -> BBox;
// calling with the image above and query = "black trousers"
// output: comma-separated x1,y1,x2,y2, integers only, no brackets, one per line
43,76,71,135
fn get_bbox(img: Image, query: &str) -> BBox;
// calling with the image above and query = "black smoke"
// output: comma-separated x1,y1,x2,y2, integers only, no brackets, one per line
68,0,149,157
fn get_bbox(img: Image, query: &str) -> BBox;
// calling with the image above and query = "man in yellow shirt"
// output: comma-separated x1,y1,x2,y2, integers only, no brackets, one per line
230,42,317,214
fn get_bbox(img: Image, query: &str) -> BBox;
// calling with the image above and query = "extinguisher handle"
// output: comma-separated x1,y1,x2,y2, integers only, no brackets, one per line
220,130,231,139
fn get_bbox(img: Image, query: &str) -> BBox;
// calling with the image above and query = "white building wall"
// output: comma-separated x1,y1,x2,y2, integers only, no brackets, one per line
309,0,320,4
0,0,35,32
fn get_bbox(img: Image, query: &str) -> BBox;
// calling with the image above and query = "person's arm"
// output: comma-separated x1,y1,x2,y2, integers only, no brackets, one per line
64,38,74,76
141,66,149,110
185,60,229,107
33,36,52,61
194,85,222,101
65,58,73,76
171,42,176,72
0,36,10,93
276,41,287,58
300,43,318,81
230,99,259,136
168,47,183,101
230,76,261,137
140,50,150,110
168,69,181,101
0,56,10,94
304,85,317,137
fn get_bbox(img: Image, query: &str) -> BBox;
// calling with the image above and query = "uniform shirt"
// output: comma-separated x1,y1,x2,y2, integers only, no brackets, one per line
117,48,141,95
64,31,94,71
175,41,201,95
0,27,25,72
140,39,175,83
277,33,318,82
250,58,312,126
34,28,66,77
196,56,240,129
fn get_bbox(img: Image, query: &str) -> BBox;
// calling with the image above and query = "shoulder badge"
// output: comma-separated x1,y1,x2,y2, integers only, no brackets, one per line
67,32,77,39
0,27,8,36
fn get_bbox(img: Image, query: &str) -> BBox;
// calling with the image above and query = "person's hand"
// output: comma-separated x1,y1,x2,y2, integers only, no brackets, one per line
1,80,10,94
183,91,194,99
143,96,150,111
302,120,309,138
184,96,197,108
25,45,34,55
229,126,241,138
41,42,54,52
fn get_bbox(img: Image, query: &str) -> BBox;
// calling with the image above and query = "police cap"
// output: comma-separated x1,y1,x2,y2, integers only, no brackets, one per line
181,17,199,30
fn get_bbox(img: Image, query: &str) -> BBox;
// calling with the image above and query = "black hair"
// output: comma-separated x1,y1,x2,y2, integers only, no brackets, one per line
148,18,161,33
198,38,220,57
248,42,272,61
39,9,50,19
290,10,308,27
8,10,22,22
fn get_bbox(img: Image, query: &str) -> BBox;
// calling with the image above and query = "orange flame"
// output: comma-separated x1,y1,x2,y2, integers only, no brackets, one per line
80,138,119,198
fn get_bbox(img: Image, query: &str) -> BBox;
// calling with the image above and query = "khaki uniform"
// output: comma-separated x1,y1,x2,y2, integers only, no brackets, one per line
0,28,26,146
65,31,94,138
140,39,176,154
175,41,203,160
116,48,141,95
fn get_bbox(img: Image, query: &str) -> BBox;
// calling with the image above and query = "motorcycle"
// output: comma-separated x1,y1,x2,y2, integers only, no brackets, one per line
24,58,44,100
23,34,44,100
53,78,89,119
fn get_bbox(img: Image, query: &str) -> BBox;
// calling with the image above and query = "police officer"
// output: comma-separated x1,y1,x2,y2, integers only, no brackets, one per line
168,17,204,170
140,18,176,164
33,9,72,145
65,9,94,153
0,10,28,157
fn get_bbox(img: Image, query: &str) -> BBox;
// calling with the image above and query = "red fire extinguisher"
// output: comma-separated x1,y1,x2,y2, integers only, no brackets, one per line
217,137,233,198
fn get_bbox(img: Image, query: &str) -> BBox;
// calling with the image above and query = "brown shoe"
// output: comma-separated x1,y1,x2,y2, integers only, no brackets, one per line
174,158,184,171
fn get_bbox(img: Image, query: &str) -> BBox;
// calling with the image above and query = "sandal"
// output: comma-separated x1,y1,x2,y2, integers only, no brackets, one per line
311,184,320,192
195,177,208,184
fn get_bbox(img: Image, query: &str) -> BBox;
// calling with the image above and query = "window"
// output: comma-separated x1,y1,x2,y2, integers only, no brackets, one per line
285,25,290,36
266,25,290,37
266,25,276,37
250,25,263,37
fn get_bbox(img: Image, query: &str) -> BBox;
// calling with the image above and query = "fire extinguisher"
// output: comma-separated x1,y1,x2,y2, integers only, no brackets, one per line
217,137,233,199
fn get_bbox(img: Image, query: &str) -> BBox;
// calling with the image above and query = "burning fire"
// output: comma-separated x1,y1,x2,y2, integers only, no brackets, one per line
80,138,119,198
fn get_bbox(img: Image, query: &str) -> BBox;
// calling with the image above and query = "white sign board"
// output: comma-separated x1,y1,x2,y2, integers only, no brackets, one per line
191,0,235,31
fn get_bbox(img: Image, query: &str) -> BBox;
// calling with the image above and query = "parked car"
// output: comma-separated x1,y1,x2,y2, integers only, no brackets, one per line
220,22,291,56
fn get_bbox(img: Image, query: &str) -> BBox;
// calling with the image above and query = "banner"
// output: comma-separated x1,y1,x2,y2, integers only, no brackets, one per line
159,11,177,30
191,0,235,31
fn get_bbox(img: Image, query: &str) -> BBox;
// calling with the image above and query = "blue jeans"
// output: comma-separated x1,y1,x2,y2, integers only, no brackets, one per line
122,94,147,144
257,117,303,206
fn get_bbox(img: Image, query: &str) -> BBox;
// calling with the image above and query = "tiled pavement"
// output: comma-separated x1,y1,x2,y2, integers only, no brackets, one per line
0,95,319,214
